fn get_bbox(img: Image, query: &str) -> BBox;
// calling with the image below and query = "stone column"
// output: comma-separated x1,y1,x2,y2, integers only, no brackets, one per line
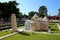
11,13,17,32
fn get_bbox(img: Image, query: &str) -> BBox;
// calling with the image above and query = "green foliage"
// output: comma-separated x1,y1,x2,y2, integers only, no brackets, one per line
28,11,38,18
28,6,48,18
23,14,28,19
0,1,20,21
2,32,60,40
38,13,45,18
58,9,60,15
0,11,2,18
38,6,48,18
16,12,23,18
0,30,12,37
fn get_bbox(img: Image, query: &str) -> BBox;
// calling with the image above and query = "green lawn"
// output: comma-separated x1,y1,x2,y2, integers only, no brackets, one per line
0,30,12,37
2,32,60,40
59,22,60,25
49,23,60,33
1,23,60,40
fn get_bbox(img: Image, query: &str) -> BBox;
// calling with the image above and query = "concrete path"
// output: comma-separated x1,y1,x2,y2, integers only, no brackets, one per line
24,30,60,35
0,32,17,40
16,26,60,35
57,23,60,31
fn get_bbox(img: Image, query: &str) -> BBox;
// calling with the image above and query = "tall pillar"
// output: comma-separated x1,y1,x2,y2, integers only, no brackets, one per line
11,13,17,32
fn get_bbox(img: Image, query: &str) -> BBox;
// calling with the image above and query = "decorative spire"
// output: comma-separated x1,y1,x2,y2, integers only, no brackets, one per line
32,14,39,18
42,16,48,21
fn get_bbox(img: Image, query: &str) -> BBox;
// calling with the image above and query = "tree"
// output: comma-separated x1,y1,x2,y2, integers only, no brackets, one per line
16,12,23,18
38,6,48,18
58,9,60,22
58,9,60,15
23,14,28,18
0,1,20,21
28,11,38,18
0,11,2,18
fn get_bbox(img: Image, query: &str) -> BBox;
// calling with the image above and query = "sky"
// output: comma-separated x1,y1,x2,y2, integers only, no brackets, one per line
0,0,60,16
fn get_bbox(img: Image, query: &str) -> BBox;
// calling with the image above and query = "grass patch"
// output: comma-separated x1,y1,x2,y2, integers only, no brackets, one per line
59,22,60,25
1,23,60,40
2,32,60,40
49,23,59,33
0,30,12,37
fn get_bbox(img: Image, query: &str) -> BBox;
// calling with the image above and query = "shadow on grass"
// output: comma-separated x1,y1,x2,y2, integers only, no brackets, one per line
51,29,58,31
18,32,30,36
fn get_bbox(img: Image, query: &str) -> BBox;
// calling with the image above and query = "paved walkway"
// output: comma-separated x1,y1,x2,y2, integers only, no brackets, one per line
57,23,60,31
24,30,60,35
0,32,17,40
16,27,60,36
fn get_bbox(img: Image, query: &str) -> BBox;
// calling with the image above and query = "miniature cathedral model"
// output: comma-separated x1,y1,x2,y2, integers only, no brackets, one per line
25,14,49,31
